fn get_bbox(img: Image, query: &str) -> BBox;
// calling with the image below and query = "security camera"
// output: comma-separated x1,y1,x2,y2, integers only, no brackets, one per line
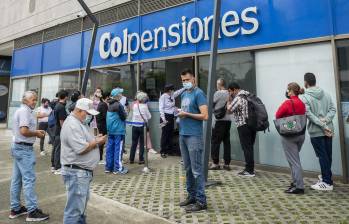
76,12,84,18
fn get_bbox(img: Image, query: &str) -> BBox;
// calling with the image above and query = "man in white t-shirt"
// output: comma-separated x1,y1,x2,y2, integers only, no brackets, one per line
36,98,53,156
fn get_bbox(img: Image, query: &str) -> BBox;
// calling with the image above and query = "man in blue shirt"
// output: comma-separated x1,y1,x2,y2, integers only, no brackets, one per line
177,69,208,212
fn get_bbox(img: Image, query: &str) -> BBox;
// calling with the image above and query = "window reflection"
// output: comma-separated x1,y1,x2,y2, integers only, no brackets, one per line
86,65,137,99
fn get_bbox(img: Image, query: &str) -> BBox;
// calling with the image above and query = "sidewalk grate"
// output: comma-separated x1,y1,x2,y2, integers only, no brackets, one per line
91,164,349,224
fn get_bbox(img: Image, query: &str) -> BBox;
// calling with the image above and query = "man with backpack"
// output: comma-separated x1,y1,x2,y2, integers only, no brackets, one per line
209,78,232,171
227,83,257,177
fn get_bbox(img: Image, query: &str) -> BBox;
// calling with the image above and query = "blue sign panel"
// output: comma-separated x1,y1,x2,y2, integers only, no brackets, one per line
12,44,42,76
42,33,82,73
11,0,349,76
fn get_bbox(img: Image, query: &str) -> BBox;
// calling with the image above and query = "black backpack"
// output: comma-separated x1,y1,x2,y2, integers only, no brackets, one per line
242,94,269,132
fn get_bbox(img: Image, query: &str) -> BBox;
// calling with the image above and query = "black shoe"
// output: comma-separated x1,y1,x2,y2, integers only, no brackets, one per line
223,165,231,171
161,153,167,158
287,182,296,190
138,160,145,165
179,197,196,207
185,202,207,213
208,164,220,170
9,206,28,219
285,187,304,194
26,208,49,222
237,170,255,177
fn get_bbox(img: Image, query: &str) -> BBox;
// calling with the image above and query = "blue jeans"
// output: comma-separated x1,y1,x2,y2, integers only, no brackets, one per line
179,135,206,205
62,167,93,224
106,135,124,172
10,143,38,213
310,136,333,185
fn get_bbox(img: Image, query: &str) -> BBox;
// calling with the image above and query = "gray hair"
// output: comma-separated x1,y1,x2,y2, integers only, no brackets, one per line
136,91,148,103
217,78,226,87
22,91,37,103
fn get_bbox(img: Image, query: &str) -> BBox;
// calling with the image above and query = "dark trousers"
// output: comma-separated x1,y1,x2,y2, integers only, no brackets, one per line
38,122,54,152
130,126,145,162
310,136,333,185
211,120,232,165
160,114,175,154
97,127,107,161
237,124,257,173
52,135,61,170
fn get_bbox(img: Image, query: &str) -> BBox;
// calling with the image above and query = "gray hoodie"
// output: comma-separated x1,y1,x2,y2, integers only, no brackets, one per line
300,87,336,138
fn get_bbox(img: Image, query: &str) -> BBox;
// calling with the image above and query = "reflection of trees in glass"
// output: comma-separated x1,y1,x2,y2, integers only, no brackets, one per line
199,52,255,94
88,66,136,99
141,70,166,101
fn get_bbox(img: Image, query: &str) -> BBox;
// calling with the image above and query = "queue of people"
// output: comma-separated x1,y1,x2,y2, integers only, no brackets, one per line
8,69,337,221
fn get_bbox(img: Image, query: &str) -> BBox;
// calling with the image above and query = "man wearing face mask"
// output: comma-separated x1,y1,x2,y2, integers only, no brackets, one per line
10,91,49,221
60,98,106,223
177,69,208,213
159,84,185,158
36,98,53,156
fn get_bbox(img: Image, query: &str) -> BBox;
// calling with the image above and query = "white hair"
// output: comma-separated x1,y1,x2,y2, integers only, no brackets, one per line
22,91,37,103
136,91,148,103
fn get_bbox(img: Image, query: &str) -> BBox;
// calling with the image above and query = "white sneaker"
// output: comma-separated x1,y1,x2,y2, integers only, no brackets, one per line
318,174,323,182
54,169,61,175
40,151,46,156
98,160,106,165
311,181,333,191
51,167,55,173
149,148,158,154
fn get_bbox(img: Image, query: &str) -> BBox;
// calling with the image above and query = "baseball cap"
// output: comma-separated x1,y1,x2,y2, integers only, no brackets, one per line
75,98,99,116
111,88,124,97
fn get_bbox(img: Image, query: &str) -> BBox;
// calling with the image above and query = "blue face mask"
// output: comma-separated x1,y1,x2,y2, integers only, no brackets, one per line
183,82,193,90
83,115,92,125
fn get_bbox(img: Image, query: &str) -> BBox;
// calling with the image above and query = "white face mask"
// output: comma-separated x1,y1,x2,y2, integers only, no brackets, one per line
183,82,193,90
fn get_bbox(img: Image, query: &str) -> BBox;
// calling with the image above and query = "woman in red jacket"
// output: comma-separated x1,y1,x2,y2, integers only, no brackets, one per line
276,82,306,194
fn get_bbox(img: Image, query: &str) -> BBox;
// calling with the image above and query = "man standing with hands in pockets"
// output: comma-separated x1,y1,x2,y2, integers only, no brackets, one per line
9,91,49,222
177,69,208,213
60,98,107,223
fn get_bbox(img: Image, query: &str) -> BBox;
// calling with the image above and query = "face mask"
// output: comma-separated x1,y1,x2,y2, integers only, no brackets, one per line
285,91,290,99
83,115,92,125
183,82,193,90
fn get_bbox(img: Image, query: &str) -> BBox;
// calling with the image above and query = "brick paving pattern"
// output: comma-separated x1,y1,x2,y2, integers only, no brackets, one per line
91,164,349,224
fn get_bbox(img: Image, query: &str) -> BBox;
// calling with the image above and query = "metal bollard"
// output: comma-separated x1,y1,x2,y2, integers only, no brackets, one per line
142,124,151,173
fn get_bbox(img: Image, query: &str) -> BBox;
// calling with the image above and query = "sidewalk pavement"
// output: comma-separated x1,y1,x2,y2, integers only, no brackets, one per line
1,127,349,223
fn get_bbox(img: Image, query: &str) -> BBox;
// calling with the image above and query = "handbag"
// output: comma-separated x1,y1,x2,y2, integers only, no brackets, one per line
213,102,227,119
273,100,306,136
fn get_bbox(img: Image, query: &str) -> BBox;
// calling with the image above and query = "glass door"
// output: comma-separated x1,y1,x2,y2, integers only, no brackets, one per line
337,39,349,179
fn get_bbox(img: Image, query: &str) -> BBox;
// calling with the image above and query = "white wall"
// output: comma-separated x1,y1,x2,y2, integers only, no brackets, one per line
0,0,130,45
255,42,342,175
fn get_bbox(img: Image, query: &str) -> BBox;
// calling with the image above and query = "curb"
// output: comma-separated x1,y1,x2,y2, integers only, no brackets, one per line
89,193,175,224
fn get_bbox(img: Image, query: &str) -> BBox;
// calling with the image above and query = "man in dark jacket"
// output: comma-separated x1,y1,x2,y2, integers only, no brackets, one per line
96,91,110,164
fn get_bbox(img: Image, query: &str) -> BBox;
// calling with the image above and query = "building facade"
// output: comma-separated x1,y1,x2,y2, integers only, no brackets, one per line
2,0,349,182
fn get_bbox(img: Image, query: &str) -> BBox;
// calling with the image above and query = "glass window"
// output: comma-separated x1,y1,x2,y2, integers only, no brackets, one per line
27,76,41,101
11,79,26,102
140,58,194,101
198,52,256,162
337,39,349,178
59,72,79,97
41,75,60,100
256,42,341,175
198,52,256,93
85,65,137,99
